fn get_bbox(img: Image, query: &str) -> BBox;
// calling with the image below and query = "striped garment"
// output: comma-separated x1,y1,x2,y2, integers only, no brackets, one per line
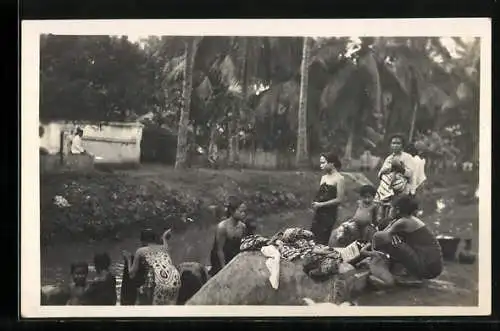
375,172,408,202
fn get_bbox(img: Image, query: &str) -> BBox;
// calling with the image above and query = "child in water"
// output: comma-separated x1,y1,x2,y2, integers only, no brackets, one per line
85,253,117,305
66,261,89,305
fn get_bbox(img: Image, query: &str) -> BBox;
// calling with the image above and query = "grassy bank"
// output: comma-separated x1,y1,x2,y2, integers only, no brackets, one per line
40,166,361,245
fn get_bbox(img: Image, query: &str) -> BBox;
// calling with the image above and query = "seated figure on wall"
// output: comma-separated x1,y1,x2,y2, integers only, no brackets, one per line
71,128,86,155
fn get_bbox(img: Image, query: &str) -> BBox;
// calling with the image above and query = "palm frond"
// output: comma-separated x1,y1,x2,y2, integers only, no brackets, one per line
163,55,186,82
196,76,213,102
319,63,356,110
310,38,349,69
359,52,382,115
254,80,300,121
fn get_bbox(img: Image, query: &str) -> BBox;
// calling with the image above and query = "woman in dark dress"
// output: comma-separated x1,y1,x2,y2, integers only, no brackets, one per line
209,196,248,277
311,152,345,245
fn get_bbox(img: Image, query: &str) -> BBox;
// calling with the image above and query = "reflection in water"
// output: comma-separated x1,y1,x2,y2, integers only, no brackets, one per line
436,199,446,213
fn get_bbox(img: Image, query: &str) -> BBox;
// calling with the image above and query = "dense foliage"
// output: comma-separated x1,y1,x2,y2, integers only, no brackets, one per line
40,35,480,163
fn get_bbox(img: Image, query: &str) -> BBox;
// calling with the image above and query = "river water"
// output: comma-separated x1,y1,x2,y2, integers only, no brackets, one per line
41,187,478,305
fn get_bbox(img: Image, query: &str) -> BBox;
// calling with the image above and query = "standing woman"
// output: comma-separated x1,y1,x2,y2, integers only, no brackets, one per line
377,133,416,196
375,133,416,225
209,196,248,277
311,152,345,245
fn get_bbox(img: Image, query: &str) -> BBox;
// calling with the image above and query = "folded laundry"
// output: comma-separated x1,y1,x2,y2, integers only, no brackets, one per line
240,227,363,281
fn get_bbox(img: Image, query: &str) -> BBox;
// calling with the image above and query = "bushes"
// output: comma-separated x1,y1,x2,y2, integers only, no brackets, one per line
40,170,314,245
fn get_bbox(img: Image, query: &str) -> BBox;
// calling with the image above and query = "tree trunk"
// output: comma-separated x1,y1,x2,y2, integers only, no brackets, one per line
408,67,419,143
295,37,311,169
175,38,196,170
344,127,354,161
228,117,238,166
228,37,250,167
408,103,418,143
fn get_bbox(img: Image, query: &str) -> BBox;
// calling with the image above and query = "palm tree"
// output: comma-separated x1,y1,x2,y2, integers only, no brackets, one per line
175,37,198,169
296,37,311,168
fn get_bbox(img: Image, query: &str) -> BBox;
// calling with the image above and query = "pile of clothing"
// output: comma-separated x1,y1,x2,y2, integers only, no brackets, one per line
240,227,366,280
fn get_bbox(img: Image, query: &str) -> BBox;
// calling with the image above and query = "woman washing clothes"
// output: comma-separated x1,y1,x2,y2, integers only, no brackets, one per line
361,195,443,285
310,152,345,245
123,228,181,305
209,196,248,277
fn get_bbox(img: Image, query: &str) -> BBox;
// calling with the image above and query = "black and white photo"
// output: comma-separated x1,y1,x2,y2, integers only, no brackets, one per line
21,19,491,317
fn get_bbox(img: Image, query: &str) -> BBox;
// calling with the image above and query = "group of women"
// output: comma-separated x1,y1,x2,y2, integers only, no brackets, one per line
58,133,442,306
308,133,443,284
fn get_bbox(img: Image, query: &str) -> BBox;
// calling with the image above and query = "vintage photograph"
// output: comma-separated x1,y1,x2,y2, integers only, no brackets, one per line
22,19,491,317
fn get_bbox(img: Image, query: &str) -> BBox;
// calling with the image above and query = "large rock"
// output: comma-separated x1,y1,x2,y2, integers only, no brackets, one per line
177,262,209,305
186,251,367,305
41,285,70,305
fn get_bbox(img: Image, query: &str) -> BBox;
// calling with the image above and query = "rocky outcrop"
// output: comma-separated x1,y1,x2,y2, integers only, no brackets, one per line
186,252,368,305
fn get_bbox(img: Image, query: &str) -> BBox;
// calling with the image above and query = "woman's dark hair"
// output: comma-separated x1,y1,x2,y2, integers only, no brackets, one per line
359,185,376,198
321,152,342,170
388,133,406,146
140,228,158,244
406,143,418,156
225,196,244,218
391,195,418,216
70,261,89,274
94,253,112,271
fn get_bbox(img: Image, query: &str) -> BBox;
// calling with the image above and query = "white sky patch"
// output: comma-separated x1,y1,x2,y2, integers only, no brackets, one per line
124,34,466,61
439,37,461,58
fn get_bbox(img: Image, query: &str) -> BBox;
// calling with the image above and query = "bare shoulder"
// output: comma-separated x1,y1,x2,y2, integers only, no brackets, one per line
335,172,345,183
135,246,147,256
217,220,228,231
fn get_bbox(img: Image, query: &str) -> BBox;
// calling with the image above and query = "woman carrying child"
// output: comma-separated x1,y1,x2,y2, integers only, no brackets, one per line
375,133,416,224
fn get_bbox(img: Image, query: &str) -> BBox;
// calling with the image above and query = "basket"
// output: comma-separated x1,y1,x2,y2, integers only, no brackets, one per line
437,237,461,261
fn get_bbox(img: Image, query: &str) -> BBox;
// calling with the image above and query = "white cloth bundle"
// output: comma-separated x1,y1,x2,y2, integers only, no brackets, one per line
261,245,281,290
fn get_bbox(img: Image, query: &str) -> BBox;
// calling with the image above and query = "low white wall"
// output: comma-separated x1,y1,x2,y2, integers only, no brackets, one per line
40,121,144,164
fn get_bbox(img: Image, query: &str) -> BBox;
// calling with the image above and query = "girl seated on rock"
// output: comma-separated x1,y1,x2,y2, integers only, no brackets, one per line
329,185,377,247
209,196,247,277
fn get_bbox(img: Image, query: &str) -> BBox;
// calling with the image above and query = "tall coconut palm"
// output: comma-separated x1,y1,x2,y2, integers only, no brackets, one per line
163,36,297,165
296,37,312,168
175,37,198,169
